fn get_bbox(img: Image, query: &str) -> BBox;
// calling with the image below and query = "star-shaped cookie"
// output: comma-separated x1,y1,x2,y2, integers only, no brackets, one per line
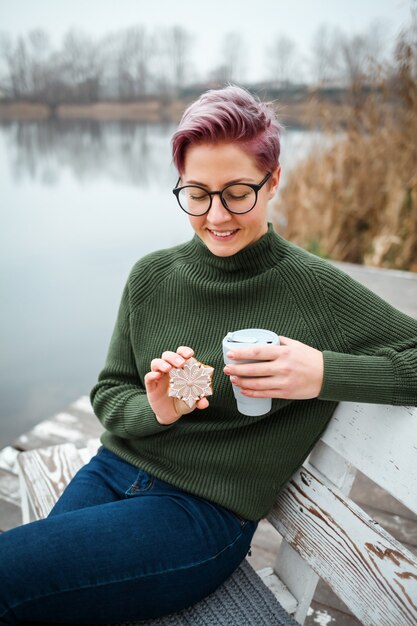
168,357,214,408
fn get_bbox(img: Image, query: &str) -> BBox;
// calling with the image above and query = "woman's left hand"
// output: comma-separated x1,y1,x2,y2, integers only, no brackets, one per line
223,336,324,400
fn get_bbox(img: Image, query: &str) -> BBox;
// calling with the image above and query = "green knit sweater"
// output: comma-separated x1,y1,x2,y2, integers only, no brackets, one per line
90,224,417,520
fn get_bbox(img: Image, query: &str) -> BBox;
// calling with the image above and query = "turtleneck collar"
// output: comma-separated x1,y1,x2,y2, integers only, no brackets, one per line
187,223,287,275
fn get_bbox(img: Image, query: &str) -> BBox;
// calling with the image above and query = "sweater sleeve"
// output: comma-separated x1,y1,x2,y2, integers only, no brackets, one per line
90,274,174,439
315,263,417,406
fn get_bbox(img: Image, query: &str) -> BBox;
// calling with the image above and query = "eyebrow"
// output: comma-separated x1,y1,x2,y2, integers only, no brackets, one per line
184,177,256,187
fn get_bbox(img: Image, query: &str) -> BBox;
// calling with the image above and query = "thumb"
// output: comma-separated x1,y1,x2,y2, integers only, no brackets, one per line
278,336,295,346
196,397,210,410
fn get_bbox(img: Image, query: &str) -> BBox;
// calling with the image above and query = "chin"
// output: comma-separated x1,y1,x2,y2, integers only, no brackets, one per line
203,237,243,257
210,246,239,257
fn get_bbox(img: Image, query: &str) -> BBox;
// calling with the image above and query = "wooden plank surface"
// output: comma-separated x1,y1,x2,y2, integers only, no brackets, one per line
13,398,103,451
268,463,417,626
320,403,417,514
17,443,86,520
306,602,361,625
0,446,22,531
0,468,20,506
251,466,417,625
0,446,20,474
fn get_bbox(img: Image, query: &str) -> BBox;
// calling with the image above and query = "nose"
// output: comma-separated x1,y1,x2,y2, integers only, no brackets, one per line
206,194,232,225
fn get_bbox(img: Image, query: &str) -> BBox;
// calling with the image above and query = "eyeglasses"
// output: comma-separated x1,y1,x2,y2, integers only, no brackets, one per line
172,172,272,216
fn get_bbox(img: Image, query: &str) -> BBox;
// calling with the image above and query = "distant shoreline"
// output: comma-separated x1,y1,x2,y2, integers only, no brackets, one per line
0,100,187,123
0,99,340,127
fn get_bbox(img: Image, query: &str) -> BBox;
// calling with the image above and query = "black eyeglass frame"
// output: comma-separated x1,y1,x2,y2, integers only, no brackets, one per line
172,172,272,216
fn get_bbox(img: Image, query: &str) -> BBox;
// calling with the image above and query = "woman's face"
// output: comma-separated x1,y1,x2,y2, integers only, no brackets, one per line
181,142,280,257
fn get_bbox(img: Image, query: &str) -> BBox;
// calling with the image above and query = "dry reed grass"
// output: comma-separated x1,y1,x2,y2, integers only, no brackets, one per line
273,33,417,272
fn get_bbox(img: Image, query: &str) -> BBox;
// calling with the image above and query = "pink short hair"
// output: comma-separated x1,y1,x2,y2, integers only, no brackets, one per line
171,85,283,175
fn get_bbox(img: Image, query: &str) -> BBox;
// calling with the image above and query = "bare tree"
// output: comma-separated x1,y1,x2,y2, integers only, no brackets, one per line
166,25,193,93
309,24,343,86
151,25,193,96
113,26,155,99
9,36,30,98
0,31,13,97
59,29,103,102
25,29,52,99
338,21,389,90
266,35,301,86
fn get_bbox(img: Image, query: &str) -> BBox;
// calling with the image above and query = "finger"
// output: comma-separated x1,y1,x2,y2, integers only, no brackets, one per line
230,375,282,391
150,358,172,373
176,346,194,359
226,344,281,361
195,397,209,410
161,351,186,367
278,336,297,346
240,387,287,399
144,371,163,385
224,361,276,377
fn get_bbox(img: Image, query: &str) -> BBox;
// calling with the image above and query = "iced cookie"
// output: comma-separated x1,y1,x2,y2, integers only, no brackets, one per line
168,357,214,408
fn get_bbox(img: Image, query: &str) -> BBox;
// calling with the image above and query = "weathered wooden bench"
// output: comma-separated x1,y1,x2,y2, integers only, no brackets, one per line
17,401,417,625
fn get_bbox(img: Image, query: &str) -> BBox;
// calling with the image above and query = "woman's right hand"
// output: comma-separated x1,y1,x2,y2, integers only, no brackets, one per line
144,346,210,425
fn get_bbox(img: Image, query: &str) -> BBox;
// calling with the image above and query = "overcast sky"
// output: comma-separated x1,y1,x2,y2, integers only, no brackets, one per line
1,0,414,82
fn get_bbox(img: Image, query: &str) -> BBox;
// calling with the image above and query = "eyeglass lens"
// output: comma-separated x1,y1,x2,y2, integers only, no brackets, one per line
178,184,256,215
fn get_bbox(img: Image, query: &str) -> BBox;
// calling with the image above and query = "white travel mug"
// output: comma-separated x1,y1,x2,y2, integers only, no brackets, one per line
222,329,280,416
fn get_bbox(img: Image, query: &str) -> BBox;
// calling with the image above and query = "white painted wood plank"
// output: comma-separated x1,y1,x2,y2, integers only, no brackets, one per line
14,409,103,450
30,414,87,442
17,443,85,521
0,446,20,474
70,395,94,414
85,438,101,456
275,444,356,623
308,442,356,494
19,470,33,524
320,403,417,514
0,469,20,506
257,567,298,615
273,540,319,624
268,463,417,626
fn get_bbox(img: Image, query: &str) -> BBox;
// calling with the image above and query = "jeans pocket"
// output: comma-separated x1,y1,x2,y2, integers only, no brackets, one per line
125,470,154,496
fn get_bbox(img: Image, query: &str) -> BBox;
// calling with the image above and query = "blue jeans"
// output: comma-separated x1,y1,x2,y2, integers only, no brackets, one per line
0,447,258,624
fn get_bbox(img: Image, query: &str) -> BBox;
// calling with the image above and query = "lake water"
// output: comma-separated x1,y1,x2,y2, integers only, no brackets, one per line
0,120,320,448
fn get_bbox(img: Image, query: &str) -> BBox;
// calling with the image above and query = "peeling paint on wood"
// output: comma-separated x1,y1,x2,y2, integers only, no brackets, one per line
269,462,417,626
320,403,417,515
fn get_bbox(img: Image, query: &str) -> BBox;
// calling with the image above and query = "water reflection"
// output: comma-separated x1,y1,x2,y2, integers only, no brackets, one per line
2,119,177,187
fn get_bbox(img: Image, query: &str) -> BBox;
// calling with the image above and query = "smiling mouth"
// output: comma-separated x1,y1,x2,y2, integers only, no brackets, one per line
208,229,239,239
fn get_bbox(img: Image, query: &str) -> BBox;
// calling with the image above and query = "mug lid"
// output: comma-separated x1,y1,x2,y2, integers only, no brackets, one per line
225,329,279,345
226,331,258,343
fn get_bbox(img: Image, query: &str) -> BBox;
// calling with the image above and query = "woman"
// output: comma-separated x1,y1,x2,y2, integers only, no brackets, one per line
1,85,416,624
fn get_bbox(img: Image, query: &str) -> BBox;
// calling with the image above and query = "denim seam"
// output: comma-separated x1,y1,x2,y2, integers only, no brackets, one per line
125,473,154,496
1,524,254,619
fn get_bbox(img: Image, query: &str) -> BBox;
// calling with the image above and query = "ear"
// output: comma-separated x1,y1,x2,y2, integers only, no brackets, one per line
269,165,281,199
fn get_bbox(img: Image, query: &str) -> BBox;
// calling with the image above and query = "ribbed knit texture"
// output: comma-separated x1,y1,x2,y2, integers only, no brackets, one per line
90,223,417,521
